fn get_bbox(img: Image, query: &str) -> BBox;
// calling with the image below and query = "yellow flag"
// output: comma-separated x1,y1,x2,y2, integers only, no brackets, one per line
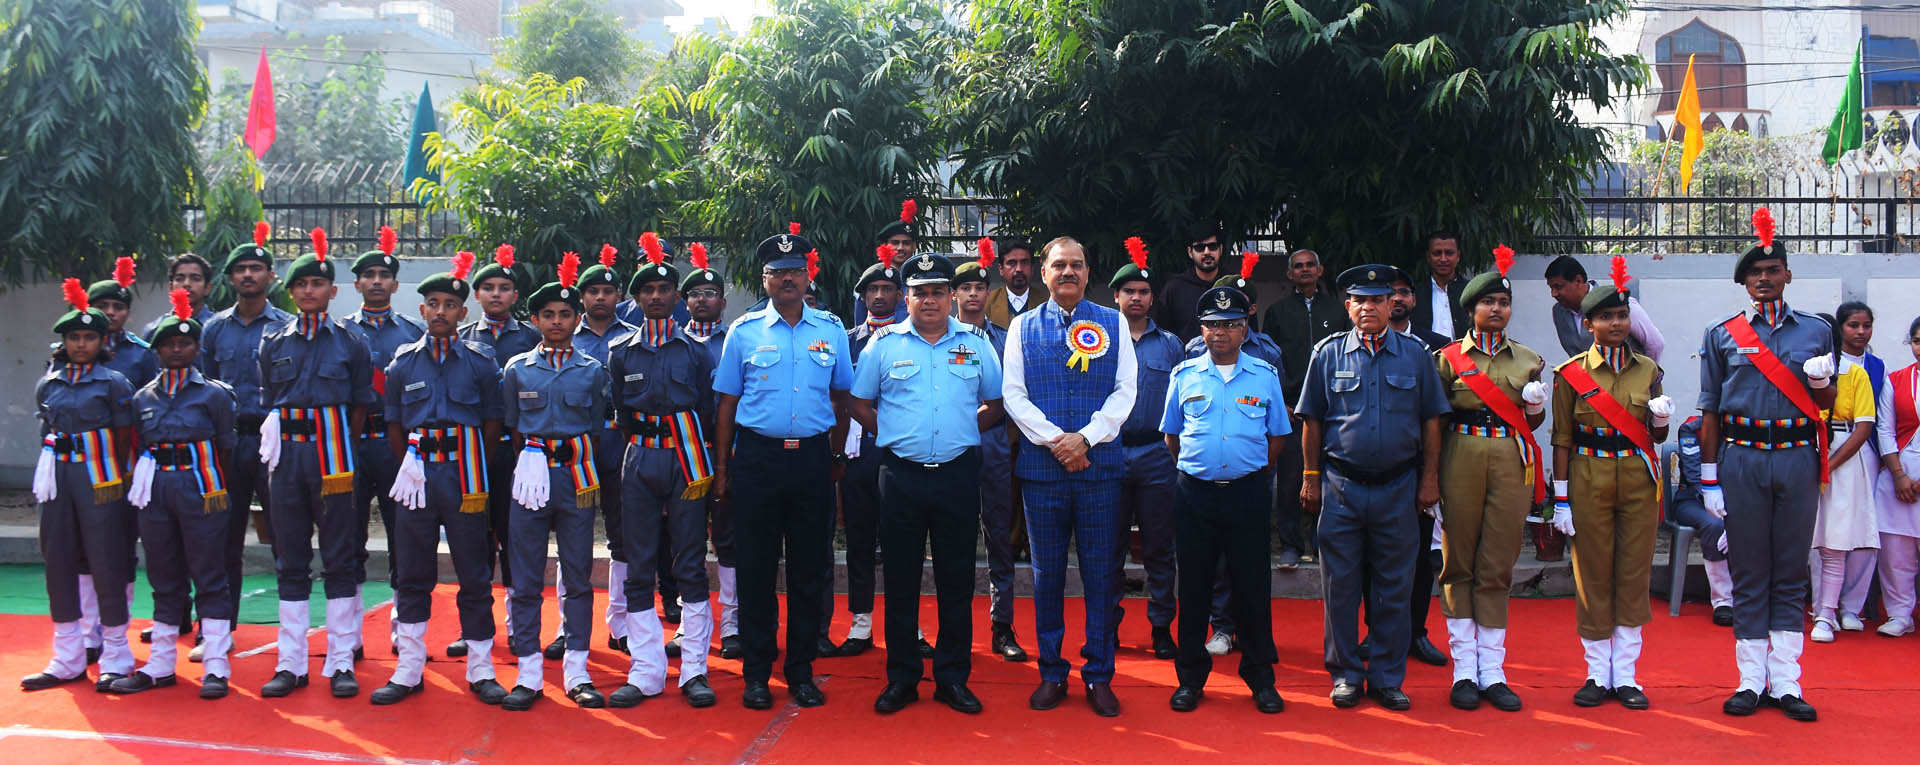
1675,54,1704,194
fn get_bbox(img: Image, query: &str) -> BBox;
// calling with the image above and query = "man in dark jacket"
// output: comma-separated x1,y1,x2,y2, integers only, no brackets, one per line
1155,221,1226,342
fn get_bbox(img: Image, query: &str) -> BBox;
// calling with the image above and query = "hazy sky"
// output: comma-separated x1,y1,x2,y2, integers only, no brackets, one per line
668,0,768,32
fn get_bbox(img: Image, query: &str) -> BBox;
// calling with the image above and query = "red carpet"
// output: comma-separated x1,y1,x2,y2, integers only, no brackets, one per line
1,587,1916,763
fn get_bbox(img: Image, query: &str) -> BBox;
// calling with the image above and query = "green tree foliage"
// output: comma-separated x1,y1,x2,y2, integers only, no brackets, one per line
499,0,644,103
0,0,206,283
944,0,1645,275
687,0,952,311
198,37,407,172
413,74,691,288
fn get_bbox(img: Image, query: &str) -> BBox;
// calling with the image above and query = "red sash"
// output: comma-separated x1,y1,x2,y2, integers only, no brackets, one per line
1557,358,1662,495
1721,314,1830,484
1895,365,1918,451
1441,341,1546,504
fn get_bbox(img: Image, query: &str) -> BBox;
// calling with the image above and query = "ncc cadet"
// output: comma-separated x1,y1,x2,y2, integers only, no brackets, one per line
141,253,218,340
1431,249,1548,712
679,244,744,660
1297,265,1449,712
500,254,612,711
21,281,138,693
952,246,1028,662
453,245,541,659
605,237,720,709
854,252,1003,714
1698,210,1834,722
1109,239,1184,660
78,258,153,660
1162,285,1290,715
1549,256,1671,712
712,228,852,711
116,289,237,698
369,253,507,707
200,223,291,663
616,237,690,327
347,226,425,649
831,238,906,658
570,243,638,658
256,229,377,700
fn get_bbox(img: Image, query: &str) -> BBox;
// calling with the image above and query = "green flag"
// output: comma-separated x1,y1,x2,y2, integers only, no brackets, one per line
1822,42,1864,165
402,82,440,202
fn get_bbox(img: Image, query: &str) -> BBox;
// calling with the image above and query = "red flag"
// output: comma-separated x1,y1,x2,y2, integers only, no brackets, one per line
244,48,275,159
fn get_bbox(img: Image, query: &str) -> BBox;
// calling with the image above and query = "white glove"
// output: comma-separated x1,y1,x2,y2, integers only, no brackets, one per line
1521,380,1550,414
1718,532,1729,555
1647,395,1674,427
1802,355,1835,388
1550,480,1576,536
1701,462,1725,518
388,448,427,511
127,454,157,509
512,446,550,510
1423,502,1442,521
32,437,58,504
258,410,282,471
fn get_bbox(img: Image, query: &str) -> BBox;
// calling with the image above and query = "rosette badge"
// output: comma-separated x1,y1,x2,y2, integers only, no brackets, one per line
1065,320,1110,372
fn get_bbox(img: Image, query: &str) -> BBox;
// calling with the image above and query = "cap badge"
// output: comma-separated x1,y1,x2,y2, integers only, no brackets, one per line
777,236,794,253
1367,269,1377,279
80,314,92,325
917,254,933,271
560,288,570,298
657,266,668,275
1214,292,1232,309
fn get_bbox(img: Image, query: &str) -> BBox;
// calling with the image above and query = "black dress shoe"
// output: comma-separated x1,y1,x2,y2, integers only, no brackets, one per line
353,646,365,662
369,681,420,705
834,636,872,657
141,626,154,644
446,639,468,658
1614,685,1649,710
1029,680,1067,710
1368,686,1412,711
742,680,774,710
1169,686,1202,712
609,684,654,708
1330,682,1363,708
86,646,101,665
1151,626,1178,660
720,635,743,659
874,681,918,713
917,639,934,659
1252,686,1285,714
665,635,681,659
609,635,630,656
108,671,175,694
662,601,682,624
1450,679,1482,710
261,670,307,697
1722,689,1761,716
568,683,606,708
791,681,826,707
502,685,541,711
1713,606,1735,627
1085,682,1120,717
1574,680,1611,707
20,671,85,691
330,670,359,698
992,625,1028,663
682,675,716,708
1409,635,1447,666
1480,682,1522,712
543,635,566,660
1773,694,1818,721
200,675,229,700
934,683,982,714
94,673,125,693
469,678,507,705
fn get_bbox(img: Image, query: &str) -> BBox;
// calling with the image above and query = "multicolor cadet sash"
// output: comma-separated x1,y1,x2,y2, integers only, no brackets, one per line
280,406,356,496
526,434,599,509
1557,359,1662,505
52,428,125,504
631,411,715,499
153,440,228,513
414,426,488,513
1722,314,1830,485
1440,341,1546,504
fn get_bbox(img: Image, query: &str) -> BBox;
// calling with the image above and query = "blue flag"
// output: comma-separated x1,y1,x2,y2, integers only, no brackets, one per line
402,82,440,202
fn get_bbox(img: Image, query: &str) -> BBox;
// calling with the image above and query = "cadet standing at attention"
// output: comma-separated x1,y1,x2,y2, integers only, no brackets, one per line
830,236,906,658
1109,237,1185,660
78,257,154,661
347,226,424,651
678,243,743,661
570,242,638,657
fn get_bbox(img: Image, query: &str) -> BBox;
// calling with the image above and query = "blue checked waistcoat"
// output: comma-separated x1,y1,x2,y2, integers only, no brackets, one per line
1015,301,1124,483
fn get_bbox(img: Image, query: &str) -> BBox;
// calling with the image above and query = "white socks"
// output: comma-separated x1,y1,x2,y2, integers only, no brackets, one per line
1445,618,1477,685
847,612,873,641
465,638,496,683
1704,559,1733,608
45,621,86,679
515,652,544,692
276,600,309,676
623,608,667,695
1475,626,1508,688
1735,637,1769,694
606,561,630,640
323,597,359,676
78,574,101,649
1610,626,1643,689
390,620,428,687
1767,630,1804,698
1582,637,1613,687
678,599,714,685
717,566,739,638
141,622,181,680
199,618,233,679
563,649,591,690
98,621,132,676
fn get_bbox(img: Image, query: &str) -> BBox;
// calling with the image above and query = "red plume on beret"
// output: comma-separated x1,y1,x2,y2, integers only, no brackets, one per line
900,199,917,223
806,249,820,283
689,242,710,271
494,244,515,269
377,225,397,256
310,228,329,261
451,251,476,281
1124,236,1149,271
113,256,136,288
170,288,193,321
789,222,802,236
1492,244,1515,277
62,278,89,313
1240,251,1259,281
876,243,897,270
559,252,580,288
976,237,995,269
253,221,270,248
1611,255,1630,294
640,232,665,266
598,243,617,269
1752,207,1776,250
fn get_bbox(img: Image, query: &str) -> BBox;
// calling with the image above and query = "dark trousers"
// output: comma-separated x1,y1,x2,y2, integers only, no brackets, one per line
42,463,134,625
839,436,882,616
732,431,833,685
353,435,400,589
656,511,679,605
978,427,1016,625
711,492,736,568
140,474,234,625
878,449,980,686
506,464,596,656
224,433,270,621
1175,471,1277,690
267,445,359,601
1274,428,1312,554
596,428,627,564
1721,444,1820,638
620,447,711,607
1318,468,1418,689
485,436,515,589
1671,497,1730,562
1115,441,1178,629
1360,511,1436,648
392,462,495,641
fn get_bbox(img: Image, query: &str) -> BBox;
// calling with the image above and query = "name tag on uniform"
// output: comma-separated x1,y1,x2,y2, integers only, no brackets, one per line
519,391,540,399
139,410,156,421
1459,368,1480,377
1182,394,1206,404
404,381,426,392
624,373,646,382
755,345,777,353
271,357,292,368
892,360,915,368
1737,347,1759,355
1334,370,1357,379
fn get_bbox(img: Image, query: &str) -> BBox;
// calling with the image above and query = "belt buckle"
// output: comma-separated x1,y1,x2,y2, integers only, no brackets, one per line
921,462,939,470
783,439,800,450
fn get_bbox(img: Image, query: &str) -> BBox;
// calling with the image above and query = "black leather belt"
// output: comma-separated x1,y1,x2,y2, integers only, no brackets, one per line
1572,430,1637,452
541,440,575,462
1721,417,1816,445
49,435,76,455
416,435,461,455
619,410,689,438
280,418,317,436
1449,408,1501,428
1120,431,1163,448
236,415,264,436
1324,456,1418,486
362,411,388,436
146,443,198,467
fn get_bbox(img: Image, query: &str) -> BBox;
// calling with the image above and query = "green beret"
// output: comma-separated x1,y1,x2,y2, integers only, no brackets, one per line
875,219,913,244
577,264,622,293
1109,263,1153,291
526,281,583,313
87,279,132,307
53,308,109,336
1459,270,1512,310
1580,283,1632,318
680,267,723,293
1734,243,1786,283
286,253,336,284
855,261,900,293
416,271,471,301
225,242,272,273
352,250,400,276
951,262,990,287
148,315,203,344
628,262,681,292
1213,273,1255,303
470,262,521,291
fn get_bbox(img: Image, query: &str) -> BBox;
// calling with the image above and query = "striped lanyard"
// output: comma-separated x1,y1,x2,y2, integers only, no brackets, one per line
410,426,488,513
279,405,356,495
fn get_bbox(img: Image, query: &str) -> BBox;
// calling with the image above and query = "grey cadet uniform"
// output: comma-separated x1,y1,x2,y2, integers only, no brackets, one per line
201,305,291,623
1116,321,1185,633
132,370,238,631
459,317,542,588
36,364,139,643
608,323,714,629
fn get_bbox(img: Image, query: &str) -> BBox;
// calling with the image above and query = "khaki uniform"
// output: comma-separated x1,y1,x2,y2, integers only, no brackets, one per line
1551,347,1663,641
1436,337,1544,629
